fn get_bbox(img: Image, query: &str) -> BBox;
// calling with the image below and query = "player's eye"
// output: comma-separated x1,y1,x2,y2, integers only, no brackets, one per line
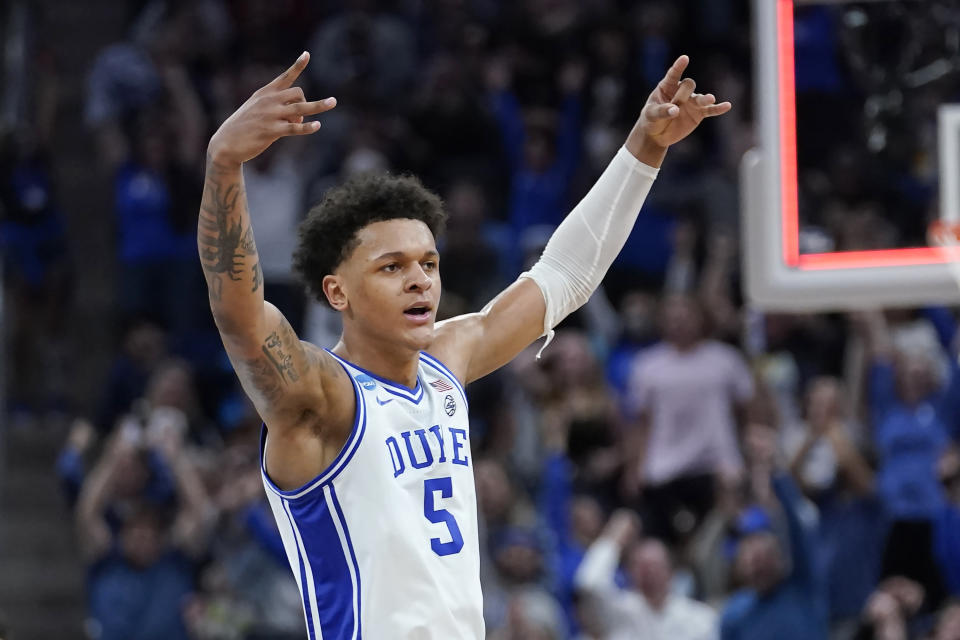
423,261,437,271
382,263,399,273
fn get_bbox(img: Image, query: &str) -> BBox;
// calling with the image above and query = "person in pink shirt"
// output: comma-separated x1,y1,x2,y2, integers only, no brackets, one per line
622,294,754,542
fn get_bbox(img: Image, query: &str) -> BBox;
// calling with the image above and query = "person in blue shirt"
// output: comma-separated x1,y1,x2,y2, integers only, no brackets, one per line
75,419,211,640
787,377,886,637
856,310,955,610
487,57,583,242
720,472,828,640
0,138,70,417
538,447,606,636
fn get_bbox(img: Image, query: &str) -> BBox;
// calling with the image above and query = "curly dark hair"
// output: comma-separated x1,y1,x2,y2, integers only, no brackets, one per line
293,173,447,305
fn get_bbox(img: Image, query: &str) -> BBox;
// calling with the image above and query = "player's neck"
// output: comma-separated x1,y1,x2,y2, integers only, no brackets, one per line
332,331,421,389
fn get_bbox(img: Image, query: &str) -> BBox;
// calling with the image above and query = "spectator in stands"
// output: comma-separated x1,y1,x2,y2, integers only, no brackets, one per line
0,130,70,421
437,179,506,314
185,427,303,640
537,385,606,633
605,290,659,399
622,293,754,541
854,576,927,640
307,5,417,105
405,54,503,188
787,377,885,640
856,310,955,609
96,317,168,433
144,359,221,449
487,55,584,239
575,509,717,640
112,87,205,334
720,469,828,640
489,588,568,640
75,411,212,640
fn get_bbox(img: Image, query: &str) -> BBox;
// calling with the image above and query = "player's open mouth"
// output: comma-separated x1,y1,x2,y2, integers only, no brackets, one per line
403,303,433,324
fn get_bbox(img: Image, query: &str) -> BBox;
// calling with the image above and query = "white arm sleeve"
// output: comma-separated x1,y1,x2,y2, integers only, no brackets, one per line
520,145,659,353
573,536,621,595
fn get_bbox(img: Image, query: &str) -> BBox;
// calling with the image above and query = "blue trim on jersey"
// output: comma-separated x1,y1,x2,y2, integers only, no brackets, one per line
420,352,469,412
325,349,424,404
282,501,318,640
288,490,361,640
260,363,367,500
329,485,362,639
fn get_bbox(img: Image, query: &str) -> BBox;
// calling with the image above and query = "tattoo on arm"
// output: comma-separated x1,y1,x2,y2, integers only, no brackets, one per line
241,356,284,404
237,326,332,415
240,228,256,255
251,261,263,293
261,320,301,383
239,320,302,403
198,155,256,284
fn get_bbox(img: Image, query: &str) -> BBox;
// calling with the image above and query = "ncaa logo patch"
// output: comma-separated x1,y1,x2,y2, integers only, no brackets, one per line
354,374,377,391
444,394,456,416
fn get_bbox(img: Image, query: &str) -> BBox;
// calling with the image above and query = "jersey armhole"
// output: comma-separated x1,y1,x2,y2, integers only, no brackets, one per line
260,361,367,501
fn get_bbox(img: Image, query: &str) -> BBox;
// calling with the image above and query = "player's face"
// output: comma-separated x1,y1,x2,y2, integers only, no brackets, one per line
333,218,441,351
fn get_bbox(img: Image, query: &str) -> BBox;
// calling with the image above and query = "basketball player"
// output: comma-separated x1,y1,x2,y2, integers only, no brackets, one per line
198,51,730,639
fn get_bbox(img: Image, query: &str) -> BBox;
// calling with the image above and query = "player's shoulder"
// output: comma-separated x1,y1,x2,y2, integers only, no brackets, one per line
299,340,355,400
301,340,345,375
426,314,481,384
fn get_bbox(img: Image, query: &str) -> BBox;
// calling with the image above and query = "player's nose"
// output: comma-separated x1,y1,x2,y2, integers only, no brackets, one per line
406,264,433,292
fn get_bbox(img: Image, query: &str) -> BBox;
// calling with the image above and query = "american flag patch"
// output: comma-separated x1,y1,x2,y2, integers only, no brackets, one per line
429,379,454,392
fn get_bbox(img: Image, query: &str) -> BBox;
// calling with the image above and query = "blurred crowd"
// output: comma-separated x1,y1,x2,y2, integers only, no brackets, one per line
2,0,960,639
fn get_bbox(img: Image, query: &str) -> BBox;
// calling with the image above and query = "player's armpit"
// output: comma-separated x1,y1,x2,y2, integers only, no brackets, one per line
433,278,547,384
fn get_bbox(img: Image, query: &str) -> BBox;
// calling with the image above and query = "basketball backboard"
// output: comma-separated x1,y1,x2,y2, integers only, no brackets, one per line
743,0,960,310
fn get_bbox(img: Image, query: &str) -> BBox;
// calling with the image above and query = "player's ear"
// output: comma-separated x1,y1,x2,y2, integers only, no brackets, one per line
323,274,348,311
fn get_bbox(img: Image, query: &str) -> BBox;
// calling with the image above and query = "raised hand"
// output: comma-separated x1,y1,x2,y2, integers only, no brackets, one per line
208,52,337,166
627,55,731,163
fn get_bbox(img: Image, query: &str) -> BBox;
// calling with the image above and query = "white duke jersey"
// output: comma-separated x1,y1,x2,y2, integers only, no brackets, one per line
259,350,484,640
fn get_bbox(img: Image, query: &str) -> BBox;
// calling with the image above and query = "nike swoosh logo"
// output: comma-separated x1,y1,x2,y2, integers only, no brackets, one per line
375,397,393,406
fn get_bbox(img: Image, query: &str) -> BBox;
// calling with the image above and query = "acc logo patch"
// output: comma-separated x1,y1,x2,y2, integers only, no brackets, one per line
355,374,377,391
444,394,456,416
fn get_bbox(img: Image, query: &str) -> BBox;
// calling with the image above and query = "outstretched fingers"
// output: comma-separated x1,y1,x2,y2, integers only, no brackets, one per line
269,51,310,91
662,55,690,87
702,102,733,118
286,97,338,118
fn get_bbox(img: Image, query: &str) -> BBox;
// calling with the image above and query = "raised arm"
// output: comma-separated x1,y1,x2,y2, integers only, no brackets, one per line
199,53,347,489
432,55,731,383
771,473,817,593
75,427,134,561
574,510,639,596
200,53,335,406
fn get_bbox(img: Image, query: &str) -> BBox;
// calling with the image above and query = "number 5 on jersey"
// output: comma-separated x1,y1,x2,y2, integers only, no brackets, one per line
423,477,464,556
